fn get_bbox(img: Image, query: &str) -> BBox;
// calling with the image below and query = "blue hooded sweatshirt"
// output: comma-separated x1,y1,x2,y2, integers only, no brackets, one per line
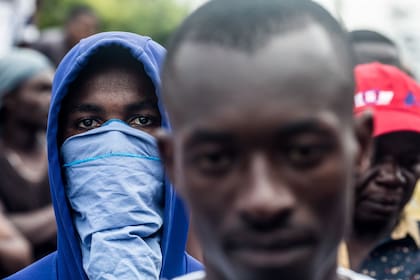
6,32,202,280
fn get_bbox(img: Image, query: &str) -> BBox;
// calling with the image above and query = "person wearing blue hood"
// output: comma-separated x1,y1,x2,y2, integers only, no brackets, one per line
0,48,55,277
7,31,202,280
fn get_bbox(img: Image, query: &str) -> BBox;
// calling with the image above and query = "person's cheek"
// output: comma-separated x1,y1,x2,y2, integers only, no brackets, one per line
184,160,235,232
413,163,420,179
401,169,418,204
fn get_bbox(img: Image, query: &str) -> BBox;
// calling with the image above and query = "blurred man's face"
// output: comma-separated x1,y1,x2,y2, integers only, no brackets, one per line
354,131,420,228
162,25,359,280
67,13,99,47
5,70,53,129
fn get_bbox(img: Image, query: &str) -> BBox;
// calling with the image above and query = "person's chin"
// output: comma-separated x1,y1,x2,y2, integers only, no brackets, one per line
356,200,401,225
227,241,316,278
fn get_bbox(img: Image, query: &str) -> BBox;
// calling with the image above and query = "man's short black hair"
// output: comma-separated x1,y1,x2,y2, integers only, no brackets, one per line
164,0,353,70
162,0,356,128
66,4,96,23
349,30,397,47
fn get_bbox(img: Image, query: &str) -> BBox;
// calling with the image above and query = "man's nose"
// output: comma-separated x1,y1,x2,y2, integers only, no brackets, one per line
376,161,407,188
237,153,296,230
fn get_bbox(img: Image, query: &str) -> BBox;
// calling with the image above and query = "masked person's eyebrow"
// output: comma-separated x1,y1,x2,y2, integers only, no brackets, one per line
125,100,158,112
68,104,105,114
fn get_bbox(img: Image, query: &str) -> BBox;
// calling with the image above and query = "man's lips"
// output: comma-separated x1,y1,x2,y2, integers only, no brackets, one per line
224,231,317,267
359,185,404,209
230,235,314,249
358,199,401,216
224,229,317,253
366,195,401,205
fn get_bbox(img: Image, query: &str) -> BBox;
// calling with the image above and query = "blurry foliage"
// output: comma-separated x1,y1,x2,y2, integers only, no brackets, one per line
37,0,190,45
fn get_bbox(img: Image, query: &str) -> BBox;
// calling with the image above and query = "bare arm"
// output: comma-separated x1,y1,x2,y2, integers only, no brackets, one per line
0,212,32,276
10,204,56,246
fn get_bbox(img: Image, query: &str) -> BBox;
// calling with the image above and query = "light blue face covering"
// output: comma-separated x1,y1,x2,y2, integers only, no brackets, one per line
61,120,164,280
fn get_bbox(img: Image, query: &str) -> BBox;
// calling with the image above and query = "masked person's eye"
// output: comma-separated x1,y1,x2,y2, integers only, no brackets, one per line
129,115,157,127
77,118,100,130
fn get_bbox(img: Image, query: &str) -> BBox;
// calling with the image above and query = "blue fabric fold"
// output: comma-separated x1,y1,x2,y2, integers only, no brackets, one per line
61,121,164,279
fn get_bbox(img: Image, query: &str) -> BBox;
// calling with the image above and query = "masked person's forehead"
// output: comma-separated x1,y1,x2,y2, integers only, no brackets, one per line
57,47,160,144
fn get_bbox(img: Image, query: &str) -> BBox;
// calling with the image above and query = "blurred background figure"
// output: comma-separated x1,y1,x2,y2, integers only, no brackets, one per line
0,48,55,277
313,0,420,80
0,212,32,277
350,30,403,69
33,5,99,66
349,29,416,77
0,0,40,57
340,63,420,280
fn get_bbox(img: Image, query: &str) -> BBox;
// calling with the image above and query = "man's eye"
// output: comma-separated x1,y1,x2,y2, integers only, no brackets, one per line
400,157,420,173
193,151,234,176
285,144,329,169
77,119,100,130
129,116,156,127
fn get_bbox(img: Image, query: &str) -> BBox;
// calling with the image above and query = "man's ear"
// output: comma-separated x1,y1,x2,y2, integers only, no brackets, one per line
354,110,374,172
156,128,176,189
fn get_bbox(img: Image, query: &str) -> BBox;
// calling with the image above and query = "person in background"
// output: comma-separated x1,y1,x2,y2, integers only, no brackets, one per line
159,0,373,279
0,212,32,277
349,30,403,69
0,0,38,57
33,5,99,66
7,31,202,280
339,62,420,280
350,29,420,222
0,48,55,277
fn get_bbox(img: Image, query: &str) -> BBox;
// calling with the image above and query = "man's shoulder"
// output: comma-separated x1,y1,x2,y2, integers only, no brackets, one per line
338,267,375,280
172,271,206,280
173,269,373,280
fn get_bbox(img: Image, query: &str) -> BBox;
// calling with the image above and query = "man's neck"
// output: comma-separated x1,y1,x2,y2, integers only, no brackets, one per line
347,218,398,270
204,263,340,280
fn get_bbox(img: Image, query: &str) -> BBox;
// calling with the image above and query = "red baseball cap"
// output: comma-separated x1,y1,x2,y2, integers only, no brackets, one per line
354,62,420,136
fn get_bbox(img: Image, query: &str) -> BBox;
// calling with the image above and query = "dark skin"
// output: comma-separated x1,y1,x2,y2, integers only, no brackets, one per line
0,70,54,271
159,25,372,280
2,71,52,183
59,65,161,146
348,131,420,270
0,211,31,276
66,13,99,49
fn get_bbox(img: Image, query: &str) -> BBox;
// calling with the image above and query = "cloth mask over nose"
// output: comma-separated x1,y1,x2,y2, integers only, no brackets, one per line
60,120,164,280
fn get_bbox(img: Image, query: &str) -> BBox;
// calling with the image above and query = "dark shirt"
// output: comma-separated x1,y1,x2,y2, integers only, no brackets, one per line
32,28,69,67
0,148,55,260
359,232,420,280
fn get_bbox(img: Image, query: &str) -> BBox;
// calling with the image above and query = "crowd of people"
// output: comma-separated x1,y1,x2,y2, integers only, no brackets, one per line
1,0,420,279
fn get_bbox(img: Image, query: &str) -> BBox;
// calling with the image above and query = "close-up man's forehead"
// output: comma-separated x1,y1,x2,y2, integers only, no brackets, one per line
167,24,353,127
175,27,349,95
